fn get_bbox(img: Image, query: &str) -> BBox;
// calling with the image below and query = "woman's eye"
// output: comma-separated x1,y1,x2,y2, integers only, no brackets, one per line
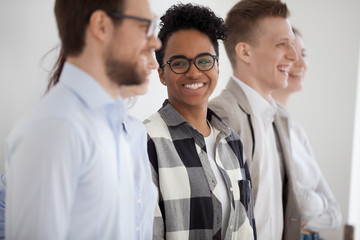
197,59,212,67
171,60,187,69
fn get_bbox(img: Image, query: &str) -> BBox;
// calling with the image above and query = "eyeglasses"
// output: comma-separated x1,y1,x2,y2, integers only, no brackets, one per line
106,11,157,39
161,53,218,74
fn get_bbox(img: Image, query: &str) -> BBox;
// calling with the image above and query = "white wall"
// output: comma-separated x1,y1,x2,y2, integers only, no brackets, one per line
349,46,360,240
1,1,359,239
0,0,59,174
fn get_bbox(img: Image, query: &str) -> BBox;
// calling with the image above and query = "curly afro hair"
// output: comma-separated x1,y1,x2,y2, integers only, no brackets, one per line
155,3,228,67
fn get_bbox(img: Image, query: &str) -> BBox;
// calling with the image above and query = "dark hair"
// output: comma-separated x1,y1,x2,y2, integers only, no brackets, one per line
54,0,125,57
225,0,290,66
46,46,65,93
155,3,228,67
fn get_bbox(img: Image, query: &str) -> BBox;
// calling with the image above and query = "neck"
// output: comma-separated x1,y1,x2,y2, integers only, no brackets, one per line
67,53,120,100
272,91,290,107
233,71,273,102
171,102,210,137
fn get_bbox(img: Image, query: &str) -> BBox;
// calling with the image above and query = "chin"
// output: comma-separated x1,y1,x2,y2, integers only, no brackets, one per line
287,80,303,92
137,85,149,96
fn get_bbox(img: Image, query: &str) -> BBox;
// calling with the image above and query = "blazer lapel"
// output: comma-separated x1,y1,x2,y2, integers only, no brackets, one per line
226,77,261,203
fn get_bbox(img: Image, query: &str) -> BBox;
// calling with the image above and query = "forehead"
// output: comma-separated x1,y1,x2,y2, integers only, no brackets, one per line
255,17,294,43
164,29,216,59
294,34,305,49
124,0,152,18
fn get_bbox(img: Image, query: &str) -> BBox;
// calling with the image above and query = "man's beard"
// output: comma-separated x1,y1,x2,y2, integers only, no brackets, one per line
105,51,146,87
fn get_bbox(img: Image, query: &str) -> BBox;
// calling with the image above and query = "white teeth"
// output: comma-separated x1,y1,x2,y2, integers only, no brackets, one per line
184,83,204,90
278,66,290,72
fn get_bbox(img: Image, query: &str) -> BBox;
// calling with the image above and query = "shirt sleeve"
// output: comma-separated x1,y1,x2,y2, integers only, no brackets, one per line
302,175,342,232
5,119,83,240
292,123,342,232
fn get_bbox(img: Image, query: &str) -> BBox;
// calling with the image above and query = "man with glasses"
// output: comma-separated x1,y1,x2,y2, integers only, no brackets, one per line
144,4,256,239
5,0,160,239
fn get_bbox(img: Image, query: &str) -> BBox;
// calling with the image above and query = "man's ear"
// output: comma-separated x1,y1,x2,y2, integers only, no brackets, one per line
158,68,166,86
88,10,113,43
235,42,252,63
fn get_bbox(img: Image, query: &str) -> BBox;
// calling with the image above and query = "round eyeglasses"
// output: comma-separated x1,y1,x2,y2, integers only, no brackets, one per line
161,53,218,74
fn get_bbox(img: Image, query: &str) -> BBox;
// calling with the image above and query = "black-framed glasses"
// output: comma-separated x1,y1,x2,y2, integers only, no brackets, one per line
106,11,157,39
161,53,218,74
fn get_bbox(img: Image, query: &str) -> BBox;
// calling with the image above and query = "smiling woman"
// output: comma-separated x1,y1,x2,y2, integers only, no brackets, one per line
159,29,219,120
143,3,256,240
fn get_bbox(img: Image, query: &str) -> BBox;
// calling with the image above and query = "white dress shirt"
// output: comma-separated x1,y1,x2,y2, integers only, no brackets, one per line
233,76,284,240
5,62,157,240
290,122,342,232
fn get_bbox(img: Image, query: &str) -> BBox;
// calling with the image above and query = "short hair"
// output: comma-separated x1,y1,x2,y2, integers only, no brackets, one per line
225,0,290,66
54,0,125,57
155,3,228,67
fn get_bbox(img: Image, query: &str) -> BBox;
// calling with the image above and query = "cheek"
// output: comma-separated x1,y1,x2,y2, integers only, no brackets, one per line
164,71,180,87
303,61,309,71
207,71,219,91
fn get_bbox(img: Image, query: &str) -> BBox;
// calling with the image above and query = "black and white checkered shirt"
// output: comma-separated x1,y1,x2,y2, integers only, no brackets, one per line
145,100,256,240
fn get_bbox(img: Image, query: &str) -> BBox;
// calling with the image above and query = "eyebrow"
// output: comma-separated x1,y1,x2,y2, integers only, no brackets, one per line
168,52,214,60
169,55,187,60
277,37,293,42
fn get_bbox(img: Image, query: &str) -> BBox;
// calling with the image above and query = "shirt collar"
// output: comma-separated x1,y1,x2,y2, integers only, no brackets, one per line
232,75,277,131
158,100,232,136
59,62,128,124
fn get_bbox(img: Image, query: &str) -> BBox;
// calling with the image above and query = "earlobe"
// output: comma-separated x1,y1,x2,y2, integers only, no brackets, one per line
158,68,167,86
235,42,251,63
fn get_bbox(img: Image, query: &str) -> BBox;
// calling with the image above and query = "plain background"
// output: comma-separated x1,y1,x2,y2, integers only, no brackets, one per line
1,0,359,239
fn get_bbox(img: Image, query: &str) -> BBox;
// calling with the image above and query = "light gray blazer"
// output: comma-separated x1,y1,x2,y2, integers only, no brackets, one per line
209,77,301,240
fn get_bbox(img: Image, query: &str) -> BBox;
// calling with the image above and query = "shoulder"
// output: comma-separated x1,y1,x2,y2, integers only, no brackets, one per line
290,121,313,153
209,88,237,109
210,94,248,136
144,112,169,138
7,87,98,154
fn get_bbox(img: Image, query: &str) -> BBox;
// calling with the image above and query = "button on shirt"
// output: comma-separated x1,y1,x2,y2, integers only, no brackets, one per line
234,77,284,240
5,62,156,240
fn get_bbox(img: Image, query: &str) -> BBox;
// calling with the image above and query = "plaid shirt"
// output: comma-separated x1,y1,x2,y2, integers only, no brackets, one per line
144,100,256,240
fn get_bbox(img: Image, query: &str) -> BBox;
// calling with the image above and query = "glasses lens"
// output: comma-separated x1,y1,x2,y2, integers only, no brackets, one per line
146,18,158,38
170,58,189,73
195,55,215,71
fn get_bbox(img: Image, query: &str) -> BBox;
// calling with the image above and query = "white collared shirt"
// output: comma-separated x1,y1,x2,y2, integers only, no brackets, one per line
233,76,284,240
